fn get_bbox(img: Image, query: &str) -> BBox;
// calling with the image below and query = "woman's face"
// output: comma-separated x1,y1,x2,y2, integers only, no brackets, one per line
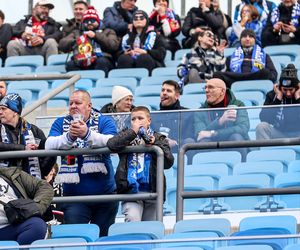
241,6,252,20
133,14,147,29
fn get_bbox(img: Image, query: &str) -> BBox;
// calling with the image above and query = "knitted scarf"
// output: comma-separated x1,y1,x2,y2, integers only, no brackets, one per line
127,128,153,193
271,2,300,27
55,109,108,184
0,119,41,179
230,45,266,73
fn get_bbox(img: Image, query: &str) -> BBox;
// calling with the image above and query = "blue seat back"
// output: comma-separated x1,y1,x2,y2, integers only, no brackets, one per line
30,238,87,250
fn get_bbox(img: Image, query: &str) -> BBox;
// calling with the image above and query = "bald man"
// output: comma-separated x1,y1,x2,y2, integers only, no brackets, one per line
0,81,7,101
193,78,250,161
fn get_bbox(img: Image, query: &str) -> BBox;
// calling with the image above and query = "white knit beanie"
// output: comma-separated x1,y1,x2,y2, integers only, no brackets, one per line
112,86,133,106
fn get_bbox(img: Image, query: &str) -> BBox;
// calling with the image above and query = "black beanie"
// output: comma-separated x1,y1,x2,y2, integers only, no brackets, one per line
240,28,256,40
153,0,169,6
279,64,299,88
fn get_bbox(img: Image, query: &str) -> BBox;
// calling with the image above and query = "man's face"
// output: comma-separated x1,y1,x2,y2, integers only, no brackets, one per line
121,0,137,10
131,110,151,130
282,0,295,7
69,92,92,121
205,81,226,105
241,35,255,48
74,3,88,22
198,30,215,49
281,86,297,98
0,106,17,126
34,5,50,21
115,95,133,112
160,84,179,107
0,81,7,100
83,18,99,30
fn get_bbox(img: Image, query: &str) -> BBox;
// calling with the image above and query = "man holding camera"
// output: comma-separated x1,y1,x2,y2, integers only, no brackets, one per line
45,90,118,236
256,64,300,139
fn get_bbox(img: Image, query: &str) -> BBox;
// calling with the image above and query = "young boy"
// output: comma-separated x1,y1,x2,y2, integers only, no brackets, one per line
107,106,174,222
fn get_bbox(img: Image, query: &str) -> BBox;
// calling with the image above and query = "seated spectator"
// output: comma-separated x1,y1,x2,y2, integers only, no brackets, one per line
0,10,12,63
262,0,300,46
0,80,7,101
117,10,166,73
60,1,88,48
182,0,229,48
61,6,119,76
149,0,181,57
7,0,62,62
256,64,300,139
194,78,250,161
107,106,174,222
103,0,138,38
101,85,134,131
214,28,277,88
177,28,226,87
0,167,53,245
234,0,276,27
0,93,55,179
227,4,263,47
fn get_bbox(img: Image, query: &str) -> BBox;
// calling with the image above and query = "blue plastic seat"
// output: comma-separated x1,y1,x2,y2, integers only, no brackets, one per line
180,94,205,108
165,60,181,67
51,79,93,90
35,65,66,73
151,67,177,77
174,49,190,60
8,80,49,100
39,89,70,102
0,66,32,75
264,44,300,61
30,238,87,250
247,108,261,119
0,241,19,250
285,244,300,250
5,55,44,69
95,77,137,92
108,68,149,80
67,70,105,82
47,54,71,65
89,87,113,99
231,80,273,96
271,55,292,68
91,98,111,109
217,246,273,250
8,89,33,103
165,50,172,62
224,47,236,58
233,91,265,106
288,160,300,172
47,99,69,108
183,83,206,95
139,76,179,86
135,85,161,97
134,96,160,111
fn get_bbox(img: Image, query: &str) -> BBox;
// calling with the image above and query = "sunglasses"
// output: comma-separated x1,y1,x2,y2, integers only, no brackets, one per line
133,15,146,21
204,32,215,39
83,19,97,24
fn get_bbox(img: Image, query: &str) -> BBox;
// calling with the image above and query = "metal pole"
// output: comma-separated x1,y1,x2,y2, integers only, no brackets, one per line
180,0,186,19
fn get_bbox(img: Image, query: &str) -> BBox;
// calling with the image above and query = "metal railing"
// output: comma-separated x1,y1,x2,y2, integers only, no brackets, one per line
176,137,300,221
0,145,165,221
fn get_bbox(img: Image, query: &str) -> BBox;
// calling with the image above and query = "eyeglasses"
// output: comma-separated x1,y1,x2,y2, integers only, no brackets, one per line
204,32,215,39
133,15,146,21
83,19,97,24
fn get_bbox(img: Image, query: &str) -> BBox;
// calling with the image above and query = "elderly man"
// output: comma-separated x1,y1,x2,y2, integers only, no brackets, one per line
0,93,55,178
45,90,118,237
256,64,300,139
194,78,250,161
215,28,278,88
6,0,62,61
0,81,7,101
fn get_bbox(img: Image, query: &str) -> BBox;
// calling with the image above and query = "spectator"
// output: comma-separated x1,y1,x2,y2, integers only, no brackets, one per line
262,0,300,46
214,28,277,88
0,10,13,63
177,28,226,86
0,167,53,245
101,85,135,132
194,78,250,161
256,64,300,139
0,81,7,101
107,106,174,222
45,90,118,236
60,6,119,76
103,0,138,38
149,0,181,57
0,93,55,179
182,0,228,48
227,4,263,47
6,0,62,62
60,0,89,48
117,10,166,73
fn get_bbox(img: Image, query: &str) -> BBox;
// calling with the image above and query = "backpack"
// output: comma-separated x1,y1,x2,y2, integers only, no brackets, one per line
73,34,96,68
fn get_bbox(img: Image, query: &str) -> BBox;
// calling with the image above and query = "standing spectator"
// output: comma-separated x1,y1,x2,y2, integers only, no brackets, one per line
103,0,138,38
262,0,300,46
101,85,135,132
0,81,7,101
0,167,53,245
117,10,166,73
60,6,119,76
177,28,226,86
256,64,300,139
0,93,55,179
0,10,13,63
194,78,250,161
107,106,174,222
149,0,181,57
6,0,62,62
45,90,118,236
214,28,277,88
234,0,276,27
60,0,89,50
227,5,263,47
182,0,228,48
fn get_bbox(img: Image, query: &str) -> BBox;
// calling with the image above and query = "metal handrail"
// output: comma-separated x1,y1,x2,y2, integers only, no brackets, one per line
0,146,165,221
176,137,300,221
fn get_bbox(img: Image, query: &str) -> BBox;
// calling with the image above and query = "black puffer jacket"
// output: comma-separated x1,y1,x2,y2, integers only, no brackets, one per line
107,129,174,200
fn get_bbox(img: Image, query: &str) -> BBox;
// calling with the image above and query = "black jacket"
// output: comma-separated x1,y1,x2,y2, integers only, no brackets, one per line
107,129,174,200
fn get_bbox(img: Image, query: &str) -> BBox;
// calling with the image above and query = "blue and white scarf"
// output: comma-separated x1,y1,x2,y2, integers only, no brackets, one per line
0,119,41,179
271,2,300,27
230,45,266,73
121,31,157,52
55,109,108,184
127,128,153,193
